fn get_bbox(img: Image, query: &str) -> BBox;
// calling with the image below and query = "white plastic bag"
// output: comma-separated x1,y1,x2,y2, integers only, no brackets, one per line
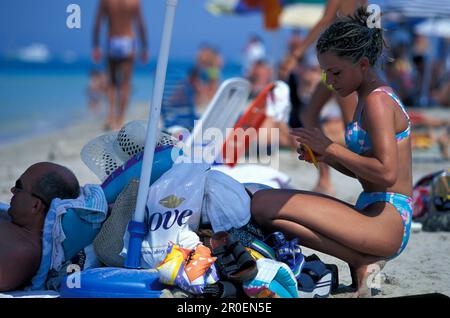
202,170,251,232
140,163,210,268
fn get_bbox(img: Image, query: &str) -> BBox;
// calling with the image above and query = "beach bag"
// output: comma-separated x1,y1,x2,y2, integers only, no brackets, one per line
412,170,446,220
421,170,450,232
140,163,210,268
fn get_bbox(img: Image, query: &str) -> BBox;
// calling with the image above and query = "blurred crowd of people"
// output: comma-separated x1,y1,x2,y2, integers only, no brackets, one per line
384,23,450,107
86,0,449,185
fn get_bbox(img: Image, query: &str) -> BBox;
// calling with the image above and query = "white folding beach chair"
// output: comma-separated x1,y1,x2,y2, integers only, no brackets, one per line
184,77,251,159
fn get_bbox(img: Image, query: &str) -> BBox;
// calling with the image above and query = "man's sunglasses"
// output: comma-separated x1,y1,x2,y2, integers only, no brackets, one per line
13,179,50,207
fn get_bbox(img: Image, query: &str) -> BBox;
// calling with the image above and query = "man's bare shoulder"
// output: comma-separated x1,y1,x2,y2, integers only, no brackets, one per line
0,222,41,256
0,239,41,291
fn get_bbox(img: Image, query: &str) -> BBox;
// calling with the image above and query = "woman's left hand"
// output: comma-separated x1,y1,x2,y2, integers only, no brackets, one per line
290,127,334,161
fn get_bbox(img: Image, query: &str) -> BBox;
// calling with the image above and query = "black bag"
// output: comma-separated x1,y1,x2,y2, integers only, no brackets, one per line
419,170,450,232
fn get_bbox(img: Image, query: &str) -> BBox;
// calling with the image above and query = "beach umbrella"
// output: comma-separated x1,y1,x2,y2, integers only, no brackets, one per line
206,0,283,30
415,19,450,38
205,0,326,30
125,0,178,268
379,0,450,19
279,0,325,29
205,0,326,63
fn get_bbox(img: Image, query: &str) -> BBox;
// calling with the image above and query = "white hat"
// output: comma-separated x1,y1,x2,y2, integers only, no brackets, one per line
81,120,178,182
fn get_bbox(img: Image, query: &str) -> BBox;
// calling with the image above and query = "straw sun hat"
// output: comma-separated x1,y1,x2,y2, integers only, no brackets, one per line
81,120,178,182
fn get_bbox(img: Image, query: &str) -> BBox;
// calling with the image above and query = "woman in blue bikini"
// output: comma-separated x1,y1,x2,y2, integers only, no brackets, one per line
251,8,413,297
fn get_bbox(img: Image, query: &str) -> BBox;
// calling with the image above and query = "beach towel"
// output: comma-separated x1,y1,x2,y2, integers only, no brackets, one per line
29,184,108,290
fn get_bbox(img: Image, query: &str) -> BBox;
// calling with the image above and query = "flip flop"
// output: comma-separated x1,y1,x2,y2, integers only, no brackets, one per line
210,231,258,282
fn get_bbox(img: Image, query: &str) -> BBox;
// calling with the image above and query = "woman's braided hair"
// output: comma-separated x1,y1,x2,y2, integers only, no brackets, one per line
316,6,387,66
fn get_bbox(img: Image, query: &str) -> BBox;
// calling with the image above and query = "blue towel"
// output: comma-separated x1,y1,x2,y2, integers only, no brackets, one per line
29,184,108,290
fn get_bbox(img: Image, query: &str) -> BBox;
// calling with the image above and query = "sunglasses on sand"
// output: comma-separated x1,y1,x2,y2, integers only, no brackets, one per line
13,179,50,207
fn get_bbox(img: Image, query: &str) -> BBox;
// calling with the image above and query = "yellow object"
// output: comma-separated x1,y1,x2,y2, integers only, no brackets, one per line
157,242,191,286
412,135,433,149
303,144,319,169
246,247,266,260
321,72,334,91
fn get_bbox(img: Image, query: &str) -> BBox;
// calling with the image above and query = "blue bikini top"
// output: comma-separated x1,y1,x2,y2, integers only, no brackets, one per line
345,87,411,155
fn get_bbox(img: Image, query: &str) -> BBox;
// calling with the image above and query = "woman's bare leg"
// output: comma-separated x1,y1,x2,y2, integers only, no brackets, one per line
251,189,404,295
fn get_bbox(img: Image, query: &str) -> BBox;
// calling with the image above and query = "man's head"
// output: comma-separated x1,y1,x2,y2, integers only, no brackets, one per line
8,162,80,227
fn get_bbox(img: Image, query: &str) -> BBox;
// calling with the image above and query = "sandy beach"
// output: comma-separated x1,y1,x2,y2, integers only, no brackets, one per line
0,102,449,298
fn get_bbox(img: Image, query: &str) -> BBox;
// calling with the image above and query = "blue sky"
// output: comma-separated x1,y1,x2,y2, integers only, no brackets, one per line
0,0,294,63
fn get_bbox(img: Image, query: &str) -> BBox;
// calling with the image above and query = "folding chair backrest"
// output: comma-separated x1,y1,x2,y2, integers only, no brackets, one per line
185,77,251,151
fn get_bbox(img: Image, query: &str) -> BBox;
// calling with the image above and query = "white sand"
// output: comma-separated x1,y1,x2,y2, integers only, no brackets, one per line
1,102,449,297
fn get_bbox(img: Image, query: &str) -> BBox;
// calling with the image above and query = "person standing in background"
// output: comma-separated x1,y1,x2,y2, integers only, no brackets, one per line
92,0,149,131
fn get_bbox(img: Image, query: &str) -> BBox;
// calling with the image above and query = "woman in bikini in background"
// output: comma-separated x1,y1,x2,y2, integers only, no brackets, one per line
251,7,413,297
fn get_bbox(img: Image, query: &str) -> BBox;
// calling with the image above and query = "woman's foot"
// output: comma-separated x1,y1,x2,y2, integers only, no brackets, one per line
349,260,387,298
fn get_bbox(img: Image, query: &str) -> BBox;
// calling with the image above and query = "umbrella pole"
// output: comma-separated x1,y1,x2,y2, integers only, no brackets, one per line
125,0,178,269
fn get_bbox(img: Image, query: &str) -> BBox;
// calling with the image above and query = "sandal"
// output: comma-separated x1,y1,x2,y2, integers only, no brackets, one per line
210,231,258,282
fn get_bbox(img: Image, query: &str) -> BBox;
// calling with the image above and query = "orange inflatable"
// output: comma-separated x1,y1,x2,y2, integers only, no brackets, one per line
221,82,276,166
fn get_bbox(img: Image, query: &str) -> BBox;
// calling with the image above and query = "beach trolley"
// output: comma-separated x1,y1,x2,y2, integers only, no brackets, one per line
60,0,179,298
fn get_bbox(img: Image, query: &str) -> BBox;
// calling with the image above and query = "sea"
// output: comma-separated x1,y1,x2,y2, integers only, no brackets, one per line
0,58,243,146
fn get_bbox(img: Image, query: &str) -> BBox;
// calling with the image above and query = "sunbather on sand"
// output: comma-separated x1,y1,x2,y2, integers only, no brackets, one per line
251,8,413,297
0,162,79,291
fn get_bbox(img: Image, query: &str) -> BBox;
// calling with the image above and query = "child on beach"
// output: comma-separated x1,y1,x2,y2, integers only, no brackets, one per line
87,70,108,115
251,8,413,297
